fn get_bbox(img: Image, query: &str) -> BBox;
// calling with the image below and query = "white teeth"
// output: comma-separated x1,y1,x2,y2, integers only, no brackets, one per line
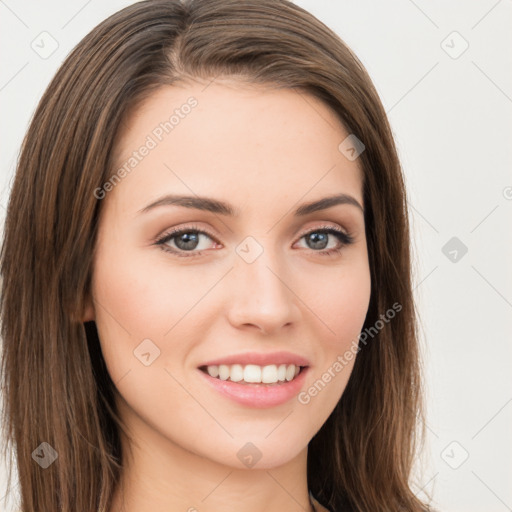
285,364,296,381
218,365,230,380
230,364,244,382
204,363,303,384
261,364,277,383
207,365,219,378
244,364,262,383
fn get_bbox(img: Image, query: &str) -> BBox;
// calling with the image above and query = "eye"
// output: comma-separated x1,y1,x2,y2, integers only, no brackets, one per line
155,223,219,257
154,223,355,258
295,225,355,257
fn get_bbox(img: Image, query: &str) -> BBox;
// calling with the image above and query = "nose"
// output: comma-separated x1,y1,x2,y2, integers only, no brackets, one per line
226,248,301,335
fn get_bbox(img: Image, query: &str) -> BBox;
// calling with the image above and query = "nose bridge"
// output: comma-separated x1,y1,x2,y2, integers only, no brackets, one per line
227,236,299,332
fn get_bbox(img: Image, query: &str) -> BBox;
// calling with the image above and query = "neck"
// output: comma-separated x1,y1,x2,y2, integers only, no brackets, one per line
107,397,315,512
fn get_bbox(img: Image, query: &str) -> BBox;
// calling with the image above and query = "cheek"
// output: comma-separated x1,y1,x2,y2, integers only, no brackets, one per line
92,242,202,337
90,238,200,382
90,233,232,389
316,260,371,349
296,264,370,427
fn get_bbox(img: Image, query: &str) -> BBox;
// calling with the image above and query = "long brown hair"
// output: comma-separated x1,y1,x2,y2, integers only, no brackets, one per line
0,1,432,511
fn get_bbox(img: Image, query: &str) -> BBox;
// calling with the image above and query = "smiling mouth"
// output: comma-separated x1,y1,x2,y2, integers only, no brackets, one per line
198,363,307,385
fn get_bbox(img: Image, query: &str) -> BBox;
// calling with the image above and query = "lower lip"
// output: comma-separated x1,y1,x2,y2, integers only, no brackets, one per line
197,367,309,408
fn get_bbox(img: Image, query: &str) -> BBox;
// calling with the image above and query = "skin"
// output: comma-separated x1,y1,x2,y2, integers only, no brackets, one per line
83,78,371,512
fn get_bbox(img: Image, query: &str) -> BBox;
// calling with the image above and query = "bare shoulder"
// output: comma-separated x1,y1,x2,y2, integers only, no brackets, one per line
309,492,332,512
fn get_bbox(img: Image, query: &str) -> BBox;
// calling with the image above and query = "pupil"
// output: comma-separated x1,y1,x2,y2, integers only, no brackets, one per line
308,232,328,250
176,232,199,250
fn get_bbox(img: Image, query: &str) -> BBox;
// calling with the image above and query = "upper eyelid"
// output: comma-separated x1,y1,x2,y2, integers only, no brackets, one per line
157,222,349,240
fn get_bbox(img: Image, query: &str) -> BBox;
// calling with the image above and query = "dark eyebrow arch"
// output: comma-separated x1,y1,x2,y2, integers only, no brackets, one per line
138,193,364,216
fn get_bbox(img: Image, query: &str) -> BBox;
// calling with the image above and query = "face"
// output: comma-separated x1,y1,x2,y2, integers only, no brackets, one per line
85,79,371,470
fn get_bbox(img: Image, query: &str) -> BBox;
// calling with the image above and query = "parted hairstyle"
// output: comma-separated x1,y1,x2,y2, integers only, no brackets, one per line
0,1,432,511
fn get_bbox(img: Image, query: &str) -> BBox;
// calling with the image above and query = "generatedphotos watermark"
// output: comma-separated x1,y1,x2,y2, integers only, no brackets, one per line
93,96,198,200
297,301,402,405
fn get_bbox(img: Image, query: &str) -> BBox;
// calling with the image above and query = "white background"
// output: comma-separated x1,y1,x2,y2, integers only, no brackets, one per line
1,1,511,511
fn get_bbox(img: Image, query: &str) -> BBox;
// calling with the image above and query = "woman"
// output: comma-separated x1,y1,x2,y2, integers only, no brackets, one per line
0,1,433,511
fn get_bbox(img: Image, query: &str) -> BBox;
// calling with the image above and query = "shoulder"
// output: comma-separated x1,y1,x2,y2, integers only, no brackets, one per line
309,491,332,512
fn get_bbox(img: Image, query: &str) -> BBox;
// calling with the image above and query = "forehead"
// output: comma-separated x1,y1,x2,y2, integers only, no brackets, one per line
108,79,364,216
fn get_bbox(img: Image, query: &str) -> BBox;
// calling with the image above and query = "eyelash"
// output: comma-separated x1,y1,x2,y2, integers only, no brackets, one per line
154,223,355,258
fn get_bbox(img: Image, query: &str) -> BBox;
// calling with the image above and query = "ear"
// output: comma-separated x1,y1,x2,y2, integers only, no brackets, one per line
82,292,95,322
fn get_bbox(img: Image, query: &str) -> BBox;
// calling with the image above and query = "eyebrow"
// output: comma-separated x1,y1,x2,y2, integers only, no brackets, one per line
138,193,364,217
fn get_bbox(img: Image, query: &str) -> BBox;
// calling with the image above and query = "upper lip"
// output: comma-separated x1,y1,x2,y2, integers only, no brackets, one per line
199,351,310,368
